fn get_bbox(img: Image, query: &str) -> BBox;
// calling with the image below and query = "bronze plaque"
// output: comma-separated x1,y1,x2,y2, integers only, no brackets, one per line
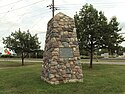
59,48,73,58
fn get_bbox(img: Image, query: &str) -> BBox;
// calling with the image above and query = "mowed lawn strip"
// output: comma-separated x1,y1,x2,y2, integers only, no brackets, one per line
0,62,125,94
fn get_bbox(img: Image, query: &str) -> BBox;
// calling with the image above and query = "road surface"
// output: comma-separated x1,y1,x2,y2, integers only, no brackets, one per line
0,58,43,62
0,58,125,65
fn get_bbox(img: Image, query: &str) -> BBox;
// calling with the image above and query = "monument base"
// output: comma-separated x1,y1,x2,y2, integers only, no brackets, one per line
41,76,83,85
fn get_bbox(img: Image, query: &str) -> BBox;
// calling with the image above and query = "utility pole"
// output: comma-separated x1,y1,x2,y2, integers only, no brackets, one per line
52,0,54,18
47,0,58,18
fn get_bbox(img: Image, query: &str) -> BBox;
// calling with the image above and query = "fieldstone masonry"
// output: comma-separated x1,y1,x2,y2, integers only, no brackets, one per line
41,12,83,84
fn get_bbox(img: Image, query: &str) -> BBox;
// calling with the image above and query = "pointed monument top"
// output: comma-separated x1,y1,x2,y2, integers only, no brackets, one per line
54,12,73,20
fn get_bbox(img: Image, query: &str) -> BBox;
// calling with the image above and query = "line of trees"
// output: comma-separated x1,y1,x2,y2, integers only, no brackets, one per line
74,4,125,68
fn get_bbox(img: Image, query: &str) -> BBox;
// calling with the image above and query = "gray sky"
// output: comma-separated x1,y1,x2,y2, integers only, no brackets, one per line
0,0,125,50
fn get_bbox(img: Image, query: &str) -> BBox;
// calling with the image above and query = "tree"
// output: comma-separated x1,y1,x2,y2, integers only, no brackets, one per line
106,17,124,55
74,4,108,68
74,4,124,68
3,28,41,66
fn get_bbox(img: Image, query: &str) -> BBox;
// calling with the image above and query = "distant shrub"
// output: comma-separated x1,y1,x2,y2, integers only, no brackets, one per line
80,55,104,59
80,56,89,59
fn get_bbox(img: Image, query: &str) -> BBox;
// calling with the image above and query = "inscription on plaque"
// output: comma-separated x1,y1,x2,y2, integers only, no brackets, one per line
59,48,73,58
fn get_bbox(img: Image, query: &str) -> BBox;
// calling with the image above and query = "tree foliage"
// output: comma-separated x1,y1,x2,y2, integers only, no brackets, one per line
74,4,124,68
3,28,41,66
105,17,124,55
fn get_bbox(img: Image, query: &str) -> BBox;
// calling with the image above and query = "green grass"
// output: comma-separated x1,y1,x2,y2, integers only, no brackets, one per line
0,61,125,94
0,61,41,68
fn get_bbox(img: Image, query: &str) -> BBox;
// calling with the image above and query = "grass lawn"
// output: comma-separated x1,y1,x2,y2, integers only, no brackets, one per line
0,61,125,94
0,61,41,68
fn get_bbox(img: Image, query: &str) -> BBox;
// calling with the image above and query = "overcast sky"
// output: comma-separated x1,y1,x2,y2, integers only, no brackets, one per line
0,0,125,50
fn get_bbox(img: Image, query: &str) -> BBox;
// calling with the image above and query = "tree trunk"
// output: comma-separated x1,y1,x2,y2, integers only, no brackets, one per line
90,48,93,68
21,52,24,66
90,38,93,68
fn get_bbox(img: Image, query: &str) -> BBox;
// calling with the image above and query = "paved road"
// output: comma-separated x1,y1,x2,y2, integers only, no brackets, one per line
0,58,125,65
83,62,125,65
0,58,43,62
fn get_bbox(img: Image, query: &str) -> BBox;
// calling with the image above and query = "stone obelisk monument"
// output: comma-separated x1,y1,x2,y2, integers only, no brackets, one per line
41,12,83,84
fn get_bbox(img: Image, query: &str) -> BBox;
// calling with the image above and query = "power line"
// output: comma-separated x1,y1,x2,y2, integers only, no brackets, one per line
88,1,125,4
18,8,49,17
0,0,50,34
0,0,23,20
30,11,51,30
56,2,125,8
0,0,45,14
0,0,23,8
56,3,125,12
8,10,51,32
